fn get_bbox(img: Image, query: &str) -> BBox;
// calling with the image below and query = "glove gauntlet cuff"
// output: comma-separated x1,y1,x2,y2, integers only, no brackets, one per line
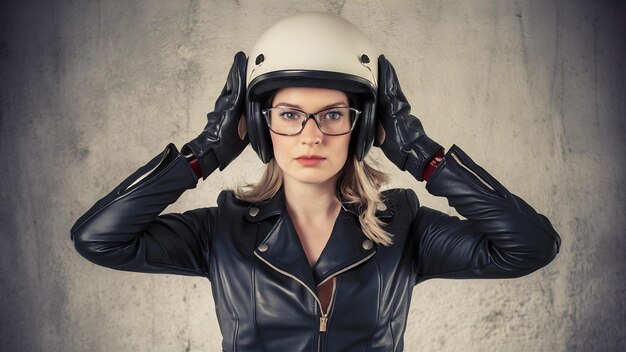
401,136,444,181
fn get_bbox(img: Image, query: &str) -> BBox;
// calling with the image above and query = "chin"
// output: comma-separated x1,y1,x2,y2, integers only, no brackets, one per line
282,163,343,186
286,170,338,186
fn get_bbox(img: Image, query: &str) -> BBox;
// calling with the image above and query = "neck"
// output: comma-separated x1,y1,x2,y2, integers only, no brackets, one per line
283,177,341,224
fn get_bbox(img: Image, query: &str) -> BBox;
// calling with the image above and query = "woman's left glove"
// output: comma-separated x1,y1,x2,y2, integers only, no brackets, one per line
376,55,443,181
182,51,249,179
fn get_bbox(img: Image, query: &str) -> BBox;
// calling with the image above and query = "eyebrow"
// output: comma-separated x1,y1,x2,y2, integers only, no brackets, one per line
273,102,349,110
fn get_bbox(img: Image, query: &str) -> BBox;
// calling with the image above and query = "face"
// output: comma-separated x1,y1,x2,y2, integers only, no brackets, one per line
269,87,352,187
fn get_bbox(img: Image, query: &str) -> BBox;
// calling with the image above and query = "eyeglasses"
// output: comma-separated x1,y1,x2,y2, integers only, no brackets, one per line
262,106,361,136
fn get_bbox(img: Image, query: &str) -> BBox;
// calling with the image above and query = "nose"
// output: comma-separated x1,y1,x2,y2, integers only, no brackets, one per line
299,117,323,145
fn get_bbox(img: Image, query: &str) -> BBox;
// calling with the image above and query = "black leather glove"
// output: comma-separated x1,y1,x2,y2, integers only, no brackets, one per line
376,55,443,181
182,51,249,179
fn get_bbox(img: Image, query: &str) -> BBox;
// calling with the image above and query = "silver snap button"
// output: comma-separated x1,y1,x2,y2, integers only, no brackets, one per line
376,203,387,212
249,207,260,217
362,240,373,250
258,243,269,252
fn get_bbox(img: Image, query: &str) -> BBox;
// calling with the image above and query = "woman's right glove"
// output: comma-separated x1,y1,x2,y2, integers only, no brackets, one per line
182,51,249,179
376,55,444,181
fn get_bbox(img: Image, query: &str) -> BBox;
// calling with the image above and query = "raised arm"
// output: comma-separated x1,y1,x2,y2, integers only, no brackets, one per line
375,55,561,281
71,52,249,276
407,145,560,281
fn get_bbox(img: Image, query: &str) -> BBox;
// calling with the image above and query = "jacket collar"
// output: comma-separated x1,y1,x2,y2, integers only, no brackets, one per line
244,188,287,223
245,187,395,223
250,188,392,291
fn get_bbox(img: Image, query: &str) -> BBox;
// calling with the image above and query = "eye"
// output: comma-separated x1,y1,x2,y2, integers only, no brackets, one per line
279,110,301,120
323,110,344,120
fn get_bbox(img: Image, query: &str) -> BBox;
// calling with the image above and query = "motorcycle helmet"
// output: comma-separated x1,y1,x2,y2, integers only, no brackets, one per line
246,12,380,163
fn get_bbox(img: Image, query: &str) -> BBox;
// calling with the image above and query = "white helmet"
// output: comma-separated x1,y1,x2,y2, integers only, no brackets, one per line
245,12,380,163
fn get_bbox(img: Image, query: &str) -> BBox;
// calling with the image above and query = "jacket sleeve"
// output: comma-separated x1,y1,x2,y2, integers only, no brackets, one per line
409,144,561,283
70,143,215,277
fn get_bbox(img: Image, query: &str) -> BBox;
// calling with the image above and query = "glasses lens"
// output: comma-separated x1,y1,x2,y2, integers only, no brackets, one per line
266,108,306,135
317,107,357,135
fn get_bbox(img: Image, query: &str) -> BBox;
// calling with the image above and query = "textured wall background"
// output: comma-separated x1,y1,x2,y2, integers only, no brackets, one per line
1,0,624,351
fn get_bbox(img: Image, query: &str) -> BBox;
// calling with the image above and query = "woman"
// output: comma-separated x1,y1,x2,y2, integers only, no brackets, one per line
71,13,560,351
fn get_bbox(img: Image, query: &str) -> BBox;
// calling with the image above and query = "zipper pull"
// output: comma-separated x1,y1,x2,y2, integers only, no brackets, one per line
319,314,328,332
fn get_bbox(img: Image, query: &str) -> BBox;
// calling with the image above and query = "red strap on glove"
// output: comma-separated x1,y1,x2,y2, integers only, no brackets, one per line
421,150,444,182
189,158,203,179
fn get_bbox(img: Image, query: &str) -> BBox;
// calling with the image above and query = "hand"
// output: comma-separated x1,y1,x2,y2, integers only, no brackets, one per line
183,52,249,178
376,55,443,181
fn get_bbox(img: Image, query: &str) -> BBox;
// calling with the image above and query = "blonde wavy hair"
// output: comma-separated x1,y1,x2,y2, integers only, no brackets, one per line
234,155,393,246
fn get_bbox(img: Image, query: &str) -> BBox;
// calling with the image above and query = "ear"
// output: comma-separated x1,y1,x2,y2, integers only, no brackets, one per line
375,121,385,145
238,114,247,140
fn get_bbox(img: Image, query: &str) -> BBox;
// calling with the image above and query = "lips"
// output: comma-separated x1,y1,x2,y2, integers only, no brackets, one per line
295,155,325,166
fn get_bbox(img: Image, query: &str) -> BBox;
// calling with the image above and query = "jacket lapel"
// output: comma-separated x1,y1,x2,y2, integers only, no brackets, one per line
249,189,392,291
250,189,317,293
311,208,377,285
255,213,318,293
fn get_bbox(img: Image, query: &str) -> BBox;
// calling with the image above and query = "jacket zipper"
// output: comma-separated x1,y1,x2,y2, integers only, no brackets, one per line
254,252,325,314
316,253,374,350
317,276,337,352
318,253,375,286
255,251,375,351
122,147,172,193
318,277,337,332
449,151,495,192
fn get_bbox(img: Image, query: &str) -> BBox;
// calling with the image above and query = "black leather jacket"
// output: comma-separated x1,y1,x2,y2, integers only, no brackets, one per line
71,143,560,352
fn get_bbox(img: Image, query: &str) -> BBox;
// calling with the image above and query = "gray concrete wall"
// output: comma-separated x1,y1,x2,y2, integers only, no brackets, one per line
1,0,624,351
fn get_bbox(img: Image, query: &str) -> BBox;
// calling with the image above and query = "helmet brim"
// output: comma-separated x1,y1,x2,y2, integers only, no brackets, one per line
248,70,376,97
